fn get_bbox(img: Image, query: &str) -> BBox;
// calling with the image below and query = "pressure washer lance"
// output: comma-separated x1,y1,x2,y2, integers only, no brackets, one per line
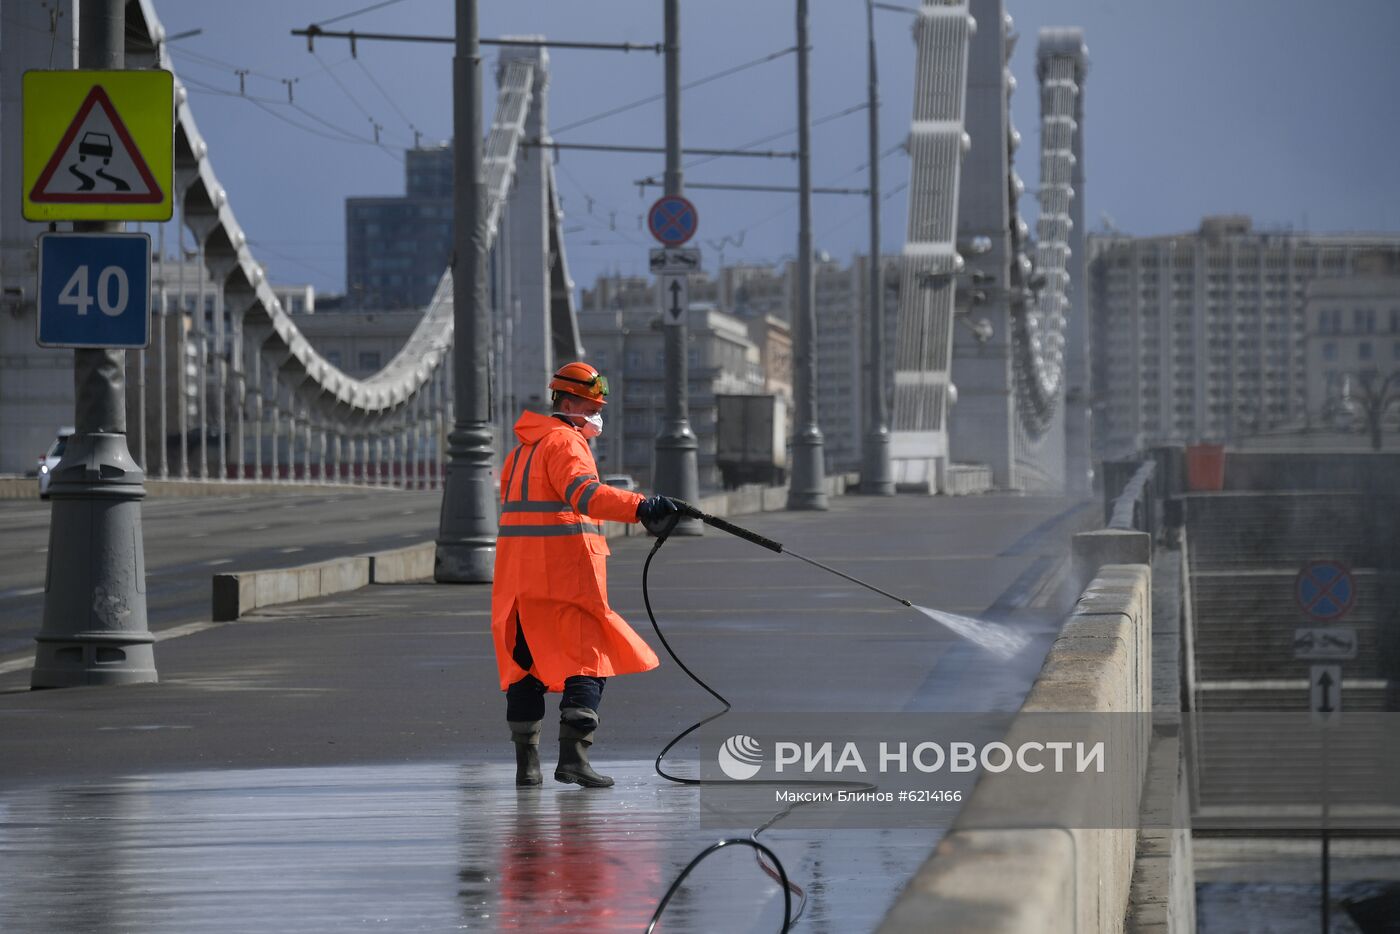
672,500,914,608
671,500,1032,660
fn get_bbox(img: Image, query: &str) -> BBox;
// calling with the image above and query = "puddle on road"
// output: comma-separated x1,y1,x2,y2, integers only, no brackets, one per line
0,761,934,933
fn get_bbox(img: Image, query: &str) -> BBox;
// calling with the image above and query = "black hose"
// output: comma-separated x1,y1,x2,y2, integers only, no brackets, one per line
641,513,879,932
645,838,792,934
641,517,804,930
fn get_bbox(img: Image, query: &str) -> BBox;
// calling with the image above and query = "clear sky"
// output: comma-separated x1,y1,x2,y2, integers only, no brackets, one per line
150,0,1400,299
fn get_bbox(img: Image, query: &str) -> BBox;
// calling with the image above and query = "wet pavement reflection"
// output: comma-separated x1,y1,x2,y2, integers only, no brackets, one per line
0,760,937,932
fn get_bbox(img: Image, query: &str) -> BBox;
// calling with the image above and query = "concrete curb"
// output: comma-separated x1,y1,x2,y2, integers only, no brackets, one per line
368,542,437,584
207,475,861,622
212,556,372,622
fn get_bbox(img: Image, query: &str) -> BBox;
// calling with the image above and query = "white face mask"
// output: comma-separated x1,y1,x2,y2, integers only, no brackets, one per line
555,411,604,439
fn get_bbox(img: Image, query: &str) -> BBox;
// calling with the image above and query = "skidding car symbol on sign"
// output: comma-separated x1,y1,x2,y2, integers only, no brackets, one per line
22,70,174,221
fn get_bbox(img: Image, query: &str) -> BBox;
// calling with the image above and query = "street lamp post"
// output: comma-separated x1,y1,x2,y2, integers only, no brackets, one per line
435,0,498,582
652,0,702,533
33,0,157,688
860,0,894,496
787,0,828,510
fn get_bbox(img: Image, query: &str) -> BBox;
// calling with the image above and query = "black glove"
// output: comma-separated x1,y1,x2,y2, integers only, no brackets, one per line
636,494,680,534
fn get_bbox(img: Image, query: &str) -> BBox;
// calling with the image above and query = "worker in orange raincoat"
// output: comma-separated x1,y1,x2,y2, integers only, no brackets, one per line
493,361,680,788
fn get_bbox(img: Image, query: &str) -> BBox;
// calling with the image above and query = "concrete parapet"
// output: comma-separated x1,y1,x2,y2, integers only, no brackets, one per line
879,829,1077,932
878,564,1154,934
1126,734,1196,933
213,556,371,621
1072,528,1152,597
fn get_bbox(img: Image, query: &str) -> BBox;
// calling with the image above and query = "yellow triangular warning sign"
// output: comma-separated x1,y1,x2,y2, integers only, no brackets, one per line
29,85,163,204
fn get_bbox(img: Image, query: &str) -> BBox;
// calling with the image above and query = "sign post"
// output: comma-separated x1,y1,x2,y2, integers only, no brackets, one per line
1294,556,1354,934
27,1,166,688
646,67,703,534
1309,662,1340,934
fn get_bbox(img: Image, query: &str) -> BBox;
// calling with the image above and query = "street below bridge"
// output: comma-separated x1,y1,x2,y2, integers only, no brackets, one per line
0,492,1091,931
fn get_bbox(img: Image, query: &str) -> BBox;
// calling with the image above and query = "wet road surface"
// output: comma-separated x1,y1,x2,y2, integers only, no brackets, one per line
0,493,1092,931
0,761,944,932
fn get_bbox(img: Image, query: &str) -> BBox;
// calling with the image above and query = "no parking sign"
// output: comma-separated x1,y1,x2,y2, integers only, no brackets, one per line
647,195,698,247
1294,561,1355,622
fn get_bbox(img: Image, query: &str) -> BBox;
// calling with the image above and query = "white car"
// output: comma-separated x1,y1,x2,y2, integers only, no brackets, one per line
603,474,638,492
37,427,75,499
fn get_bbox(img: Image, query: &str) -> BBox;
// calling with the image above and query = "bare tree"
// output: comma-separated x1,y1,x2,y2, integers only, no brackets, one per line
1341,369,1400,451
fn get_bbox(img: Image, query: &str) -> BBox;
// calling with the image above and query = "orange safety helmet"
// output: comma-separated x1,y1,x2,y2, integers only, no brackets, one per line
548,361,609,406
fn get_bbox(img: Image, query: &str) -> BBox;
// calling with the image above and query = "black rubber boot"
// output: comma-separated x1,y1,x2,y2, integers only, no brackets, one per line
554,708,614,788
509,720,542,787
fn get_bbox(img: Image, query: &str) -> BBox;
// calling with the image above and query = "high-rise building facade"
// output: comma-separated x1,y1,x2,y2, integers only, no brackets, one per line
1088,216,1400,459
345,145,453,310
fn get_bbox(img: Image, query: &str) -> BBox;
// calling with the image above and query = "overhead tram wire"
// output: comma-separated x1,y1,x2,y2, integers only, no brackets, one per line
696,142,907,266
167,44,406,146
629,102,875,196
315,0,411,29
353,57,424,143
293,25,663,56
550,45,797,136
179,73,405,160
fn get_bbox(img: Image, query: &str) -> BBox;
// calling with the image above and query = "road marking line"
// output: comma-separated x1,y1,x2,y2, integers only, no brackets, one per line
154,620,221,642
206,558,233,566
278,547,304,554
0,619,227,677
188,532,209,538
250,523,270,531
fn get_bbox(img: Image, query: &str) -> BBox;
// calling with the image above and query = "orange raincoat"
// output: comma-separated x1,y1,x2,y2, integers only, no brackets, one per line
491,411,660,692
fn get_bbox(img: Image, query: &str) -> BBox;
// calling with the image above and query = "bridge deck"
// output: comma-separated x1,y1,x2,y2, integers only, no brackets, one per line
0,493,1088,931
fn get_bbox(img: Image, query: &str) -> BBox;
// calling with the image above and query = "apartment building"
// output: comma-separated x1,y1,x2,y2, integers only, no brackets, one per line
1088,216,1400,459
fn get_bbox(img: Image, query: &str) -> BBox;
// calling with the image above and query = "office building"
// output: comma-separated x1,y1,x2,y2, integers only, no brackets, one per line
345,145,453,310
577,282,764,487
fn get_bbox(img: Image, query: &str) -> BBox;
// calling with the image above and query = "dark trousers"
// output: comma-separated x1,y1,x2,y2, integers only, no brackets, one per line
505,616,605,722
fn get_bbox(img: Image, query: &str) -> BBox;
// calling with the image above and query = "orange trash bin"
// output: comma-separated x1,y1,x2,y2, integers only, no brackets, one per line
1185,444,1225,491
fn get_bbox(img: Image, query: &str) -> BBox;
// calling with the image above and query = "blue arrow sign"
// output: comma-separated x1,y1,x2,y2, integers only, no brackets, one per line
37,232,151,349
647,195,698,246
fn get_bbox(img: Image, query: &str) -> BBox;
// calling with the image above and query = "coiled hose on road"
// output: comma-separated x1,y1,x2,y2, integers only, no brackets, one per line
641,511,878,933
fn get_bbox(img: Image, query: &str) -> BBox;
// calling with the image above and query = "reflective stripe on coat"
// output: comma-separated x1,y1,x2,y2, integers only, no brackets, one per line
490,410,658,692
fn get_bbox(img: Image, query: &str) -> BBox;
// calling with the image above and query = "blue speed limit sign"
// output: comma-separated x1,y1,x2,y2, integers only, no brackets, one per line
37,231,151,348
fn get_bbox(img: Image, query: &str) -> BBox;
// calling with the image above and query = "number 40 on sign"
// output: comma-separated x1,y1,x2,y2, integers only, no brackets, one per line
37,232,151,349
